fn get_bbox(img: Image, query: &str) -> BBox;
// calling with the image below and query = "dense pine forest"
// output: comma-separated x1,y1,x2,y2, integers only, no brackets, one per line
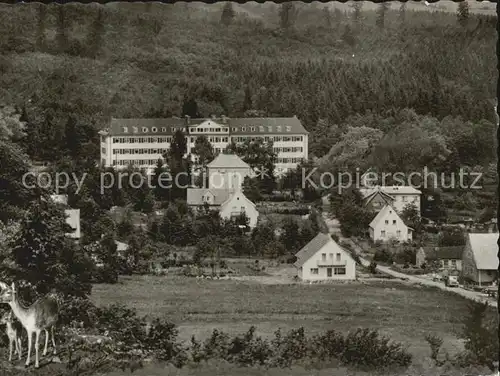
0,1,497,221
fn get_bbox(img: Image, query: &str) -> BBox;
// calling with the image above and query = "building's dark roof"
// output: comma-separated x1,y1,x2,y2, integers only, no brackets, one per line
420,246,464,260
294,232,332,268
103,116,308,136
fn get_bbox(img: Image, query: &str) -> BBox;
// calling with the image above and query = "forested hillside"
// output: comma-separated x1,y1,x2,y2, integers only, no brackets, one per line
0,1,497,221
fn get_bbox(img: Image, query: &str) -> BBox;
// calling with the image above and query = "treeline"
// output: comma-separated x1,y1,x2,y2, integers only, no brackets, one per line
0,3,495,146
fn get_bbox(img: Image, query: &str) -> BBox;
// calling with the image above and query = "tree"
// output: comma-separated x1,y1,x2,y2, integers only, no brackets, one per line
167,130,191,201
281,218,301,252
242,176,262,202
6,200,93,299
152,158,169,201
55,6,69,53
226,139,276,194
221,2,235,26
438,228,466,247
36,4,47,51
192,135,215,169
182,97,201,118
350,2,363,24
86,8,106,58
457,1,470,27
401,203,422,234
376,2,389,29
342,24,356,47
279,3,298,30
323,6,332,28
96,232,119,283
399,2,407,24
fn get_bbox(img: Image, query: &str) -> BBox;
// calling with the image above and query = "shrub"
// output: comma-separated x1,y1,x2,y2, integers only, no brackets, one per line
373,248,393,264
458,301,498,370
424,334,443,362
368,261,378,274
227,326,273,366
270,327,310,368
339,328,412,368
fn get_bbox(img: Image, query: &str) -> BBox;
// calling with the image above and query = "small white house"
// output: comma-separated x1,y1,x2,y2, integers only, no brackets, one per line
369,205,412,242
360,185,421,215
187,188,259,228
294,233,356,281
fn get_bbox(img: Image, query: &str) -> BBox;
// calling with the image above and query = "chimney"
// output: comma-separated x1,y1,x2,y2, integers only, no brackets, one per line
185,115,190,125
221,115,227,124
211,114,216,120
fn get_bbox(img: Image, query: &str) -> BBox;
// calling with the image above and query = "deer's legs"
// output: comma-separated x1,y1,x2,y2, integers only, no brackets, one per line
34,330,40,368
51,327,56,355
8,339,13,362
17,337,22,360
43,329,48,356
25,331,32,367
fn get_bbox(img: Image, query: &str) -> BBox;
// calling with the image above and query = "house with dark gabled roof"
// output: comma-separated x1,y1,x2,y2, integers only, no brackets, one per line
415,246,464,270
294,233,356,281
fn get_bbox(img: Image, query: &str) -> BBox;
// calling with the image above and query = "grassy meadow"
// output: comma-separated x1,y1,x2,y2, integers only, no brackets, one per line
91,274,473,366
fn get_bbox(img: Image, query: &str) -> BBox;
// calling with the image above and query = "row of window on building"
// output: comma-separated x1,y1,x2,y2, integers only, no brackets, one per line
119,125,295,135
276,157,303,164
310,267,346,275
112,148,169,155
273,147,303,153
112,159,158,166
112,137,173,144
380,230,411,237
110,135,304,145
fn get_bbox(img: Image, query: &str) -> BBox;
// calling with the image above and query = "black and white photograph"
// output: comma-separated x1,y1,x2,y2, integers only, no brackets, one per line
0,0,498,375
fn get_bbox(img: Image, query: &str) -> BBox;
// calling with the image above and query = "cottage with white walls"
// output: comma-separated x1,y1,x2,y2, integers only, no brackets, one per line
294,233,356,281
369,205,413,242
187,188,259,228
360,186,421,215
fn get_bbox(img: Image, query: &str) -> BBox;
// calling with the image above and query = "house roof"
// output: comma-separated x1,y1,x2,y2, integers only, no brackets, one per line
420,246,464,260
186,188,234,206
104,116,308,137
360,186,421,198
369,205,406,229
294,232,332,268
468,233,499,270
65,209,81,239
207,154,250,169
364,189,395,206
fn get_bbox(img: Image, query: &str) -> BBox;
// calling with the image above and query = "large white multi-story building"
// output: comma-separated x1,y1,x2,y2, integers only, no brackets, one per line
99,115,309,174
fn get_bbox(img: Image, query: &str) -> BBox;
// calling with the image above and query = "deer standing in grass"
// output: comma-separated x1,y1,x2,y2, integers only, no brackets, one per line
0,282,59,368
0,310,23,362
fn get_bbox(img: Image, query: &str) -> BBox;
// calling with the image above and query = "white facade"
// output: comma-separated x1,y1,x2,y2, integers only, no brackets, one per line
295,233,356,281
206,154,254,190
219,191,259,228
99,116,309,174
369,205,413,243
360,186,421,216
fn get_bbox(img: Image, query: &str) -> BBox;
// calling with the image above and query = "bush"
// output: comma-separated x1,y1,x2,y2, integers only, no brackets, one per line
458,301,498,370
373,248,393,264
368,261,378,274
270,327,310,367
424,334,443,362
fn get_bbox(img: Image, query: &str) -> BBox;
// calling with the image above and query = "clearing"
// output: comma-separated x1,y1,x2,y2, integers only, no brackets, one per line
91,274,473,367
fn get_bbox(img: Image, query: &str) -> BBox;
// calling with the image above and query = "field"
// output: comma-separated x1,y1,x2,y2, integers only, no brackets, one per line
91,274,472,367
